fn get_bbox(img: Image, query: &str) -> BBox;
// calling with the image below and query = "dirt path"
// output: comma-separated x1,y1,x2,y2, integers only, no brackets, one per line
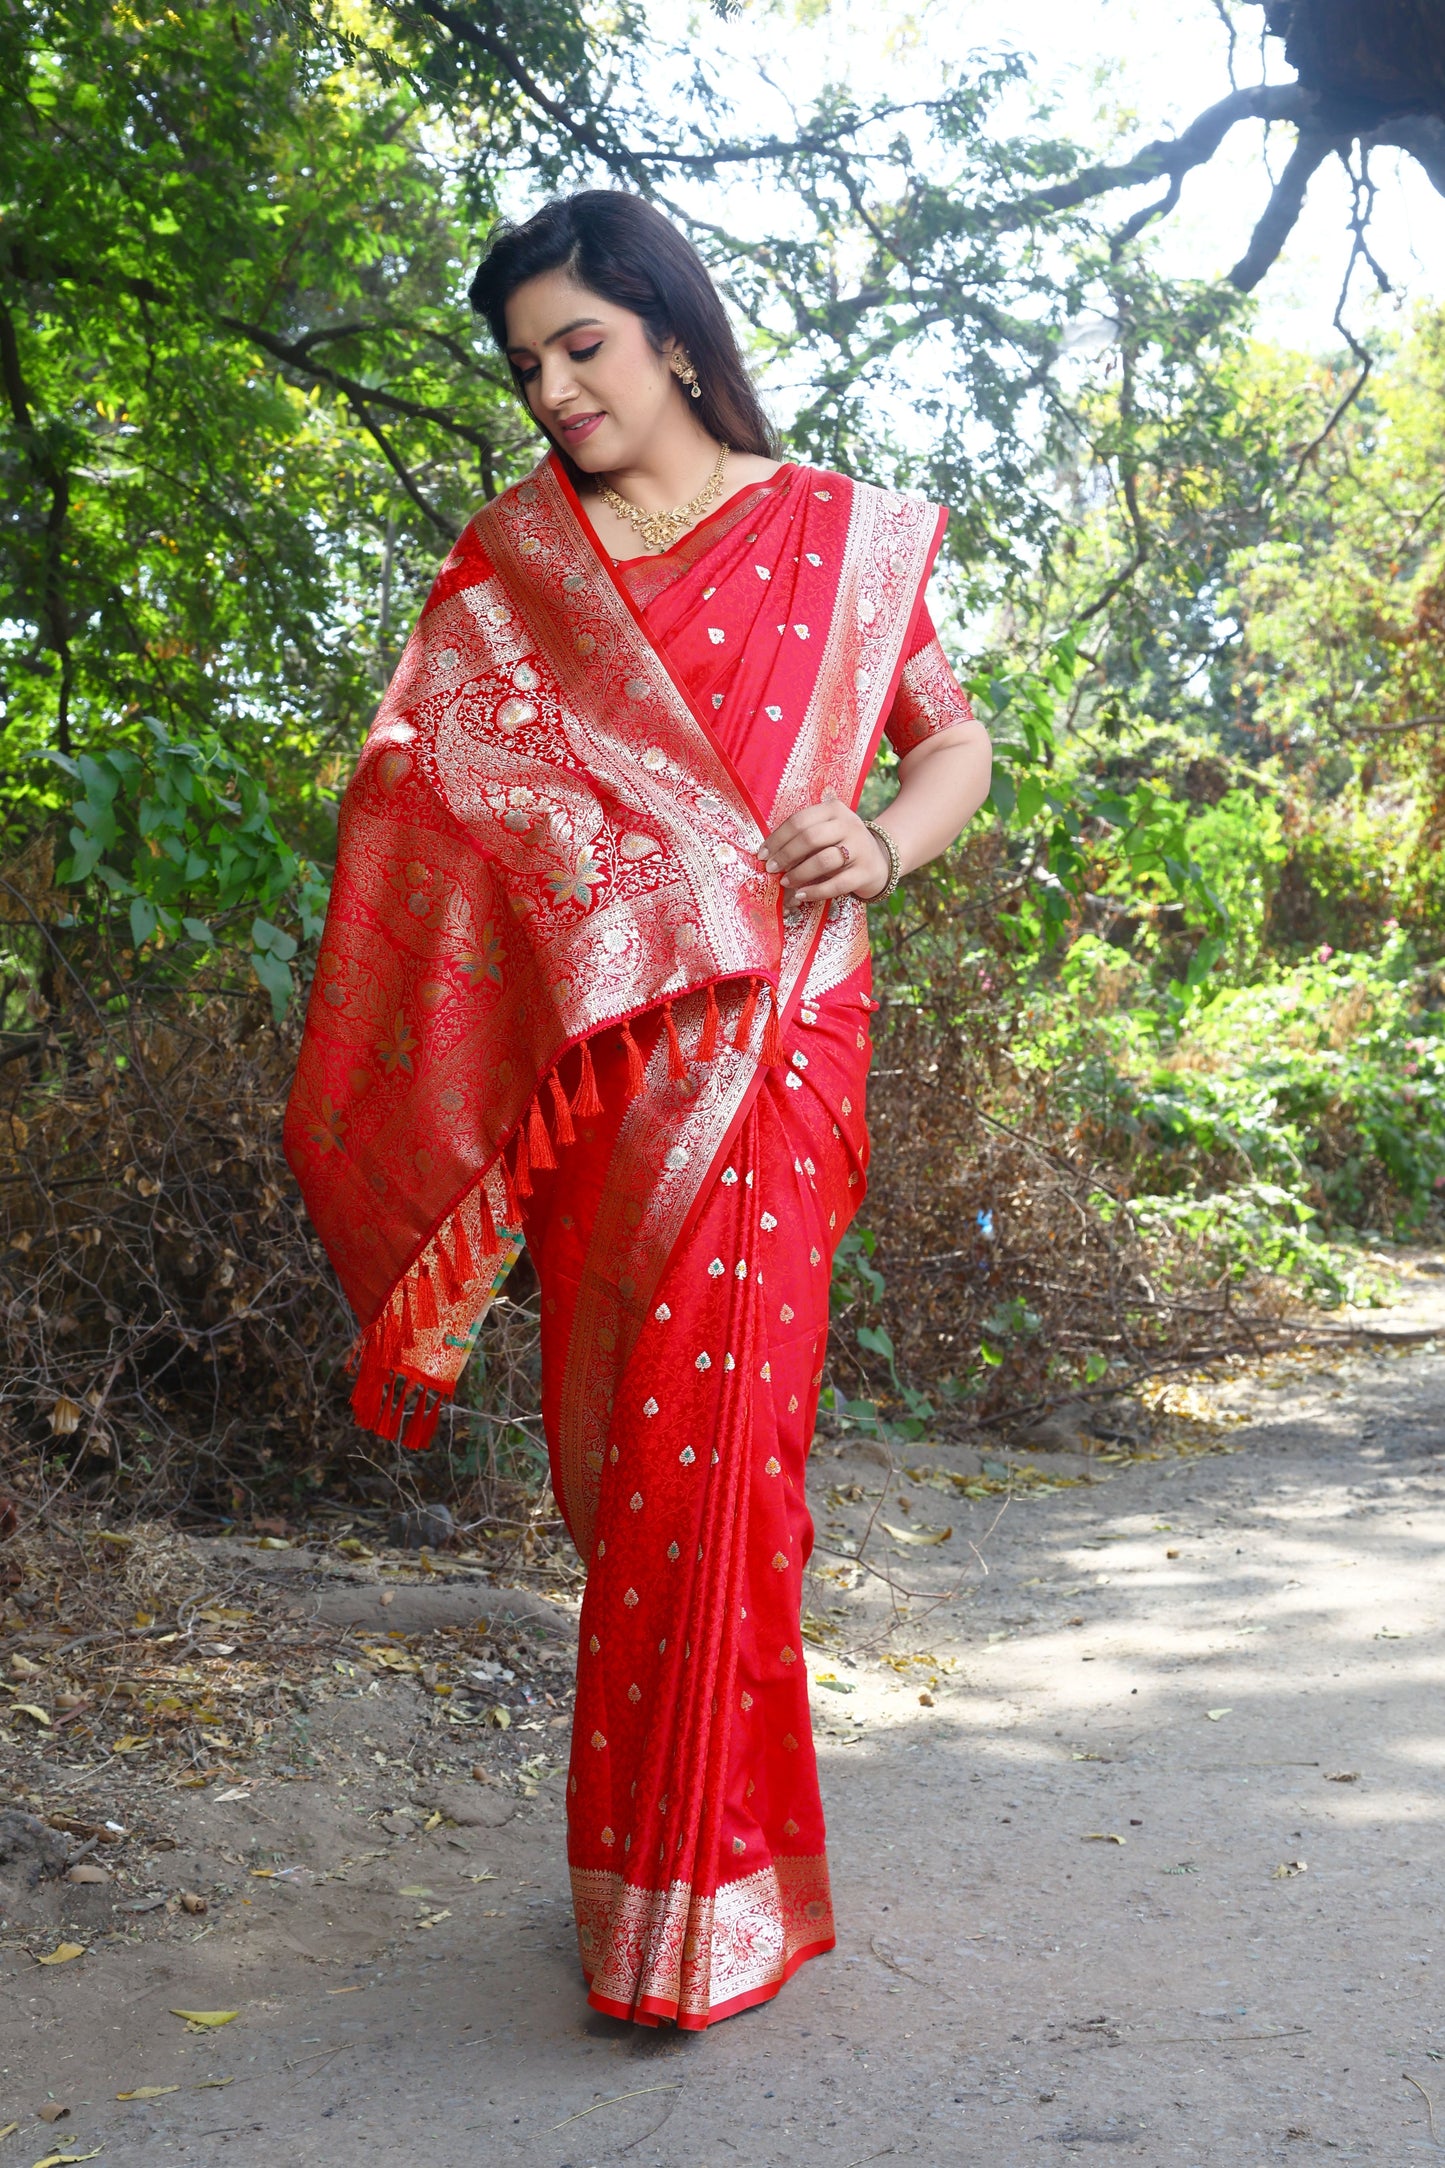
3,1301,1443,2165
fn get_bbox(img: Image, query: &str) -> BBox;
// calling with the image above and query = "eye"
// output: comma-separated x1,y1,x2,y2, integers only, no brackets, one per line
568,341,603,363
513,360,540,386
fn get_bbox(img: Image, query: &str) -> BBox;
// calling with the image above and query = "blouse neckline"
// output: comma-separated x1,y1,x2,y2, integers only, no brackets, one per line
605,463,798,567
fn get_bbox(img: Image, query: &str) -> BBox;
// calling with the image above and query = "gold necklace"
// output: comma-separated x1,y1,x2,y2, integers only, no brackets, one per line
597,443,730,553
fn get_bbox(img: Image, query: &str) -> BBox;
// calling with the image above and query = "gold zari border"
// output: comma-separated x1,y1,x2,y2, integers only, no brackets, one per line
571,1854,834,2021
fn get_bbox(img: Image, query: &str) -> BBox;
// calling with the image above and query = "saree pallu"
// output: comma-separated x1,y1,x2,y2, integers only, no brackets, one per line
284,451,974,2028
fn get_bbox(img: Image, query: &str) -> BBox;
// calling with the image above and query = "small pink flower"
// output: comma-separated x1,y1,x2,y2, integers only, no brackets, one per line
1383,918,1399,932
1315,944,1333,962
1405,1061,1419,1077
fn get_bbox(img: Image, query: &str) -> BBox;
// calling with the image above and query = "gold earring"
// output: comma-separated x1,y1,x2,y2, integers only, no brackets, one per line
670,350,702,399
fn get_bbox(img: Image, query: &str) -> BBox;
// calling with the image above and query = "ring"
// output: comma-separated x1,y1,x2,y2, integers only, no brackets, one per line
838,842,851,864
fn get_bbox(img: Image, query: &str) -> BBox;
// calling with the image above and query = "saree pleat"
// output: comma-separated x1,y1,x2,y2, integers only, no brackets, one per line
523,969,869,2026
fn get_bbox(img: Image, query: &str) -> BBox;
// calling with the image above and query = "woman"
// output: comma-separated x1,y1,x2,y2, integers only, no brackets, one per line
285,190,991,2030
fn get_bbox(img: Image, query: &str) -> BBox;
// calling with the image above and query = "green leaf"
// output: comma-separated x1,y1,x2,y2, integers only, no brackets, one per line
252,917,298,961
129,896,158,948
988,771,1017,819
250,945,294,1021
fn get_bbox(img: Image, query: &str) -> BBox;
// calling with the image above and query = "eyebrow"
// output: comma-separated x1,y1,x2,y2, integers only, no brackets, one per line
506,315,604,359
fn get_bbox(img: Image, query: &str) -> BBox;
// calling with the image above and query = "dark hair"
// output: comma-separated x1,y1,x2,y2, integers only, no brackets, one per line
469,191,778,466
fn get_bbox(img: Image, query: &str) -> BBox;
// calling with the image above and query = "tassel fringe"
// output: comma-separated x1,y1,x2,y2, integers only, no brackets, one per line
527,1091,556,1172
732,976,760,1053
662,999,688,1082
698,981,720,1060
548,1069,576,1146
572,1035,604,1118
352,977,791,1453
620,1017,646,1099
512,1120,533,1197
761,986,784,1067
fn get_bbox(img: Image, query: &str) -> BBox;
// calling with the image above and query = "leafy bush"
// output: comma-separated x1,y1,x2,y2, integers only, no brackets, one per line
48,723,328,1018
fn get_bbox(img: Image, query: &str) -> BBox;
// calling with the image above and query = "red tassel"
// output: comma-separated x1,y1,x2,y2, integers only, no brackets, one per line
414,1263,439,1329
473,1185,497,1257
402,1390,443,1454
662,999,687,1082
698,981,720,1061
400,1276,416,1351
527,1092,556,1172
375,1372,405,1443
547,1069,576,1146
512,1121,533,1198
620,1017,646,1099
436,1232,462,1305
762,986,784,1067
500,1150,520,1227
351,1341,386,1430
732,976,760,1053
572,1035,603,1119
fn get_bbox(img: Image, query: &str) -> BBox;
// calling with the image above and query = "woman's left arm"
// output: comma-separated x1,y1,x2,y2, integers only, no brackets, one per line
760,716,993,903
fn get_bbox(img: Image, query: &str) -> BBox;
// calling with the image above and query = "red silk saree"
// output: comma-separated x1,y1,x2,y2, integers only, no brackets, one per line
284,451,973,2027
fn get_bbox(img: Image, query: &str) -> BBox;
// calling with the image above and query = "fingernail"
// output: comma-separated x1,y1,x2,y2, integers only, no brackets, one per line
765,858,779,872
780,875,790,887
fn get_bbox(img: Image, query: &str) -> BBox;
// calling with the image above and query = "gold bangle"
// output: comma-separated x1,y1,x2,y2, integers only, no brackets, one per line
862,820,902,901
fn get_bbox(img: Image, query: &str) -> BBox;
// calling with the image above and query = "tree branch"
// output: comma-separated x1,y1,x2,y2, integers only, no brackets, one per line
1228,126,1338,289
1350,714,1445,738
346,401,459,542
218,316,498,455
0,290,73,752
1008,83,1308,225
1364,112,1445,196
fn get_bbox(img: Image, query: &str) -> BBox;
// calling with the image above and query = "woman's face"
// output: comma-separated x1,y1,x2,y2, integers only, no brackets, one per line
503,269,683,472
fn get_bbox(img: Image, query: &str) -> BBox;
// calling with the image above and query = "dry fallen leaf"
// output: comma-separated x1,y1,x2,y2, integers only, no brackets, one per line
36,1944,85,1966
12,1705,51,1728
252,1535,291,1550
192,2078,234,2091
881,1521,952,1546
169,2010,238,2029
36,2105,68,2123
179,1893,207,1916
1205,1708,1233,1721
33,2150,102,2168
1082,1833,1126,1845
0,2123,17,2142
66,1865,110,1885
1325,1771,1360,1784
1271,1859,1308,1878
116,2087,179,2101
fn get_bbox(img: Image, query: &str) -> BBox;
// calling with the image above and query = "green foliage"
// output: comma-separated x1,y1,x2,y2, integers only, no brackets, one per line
1032,935,1445,1284
47,721,328,1017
